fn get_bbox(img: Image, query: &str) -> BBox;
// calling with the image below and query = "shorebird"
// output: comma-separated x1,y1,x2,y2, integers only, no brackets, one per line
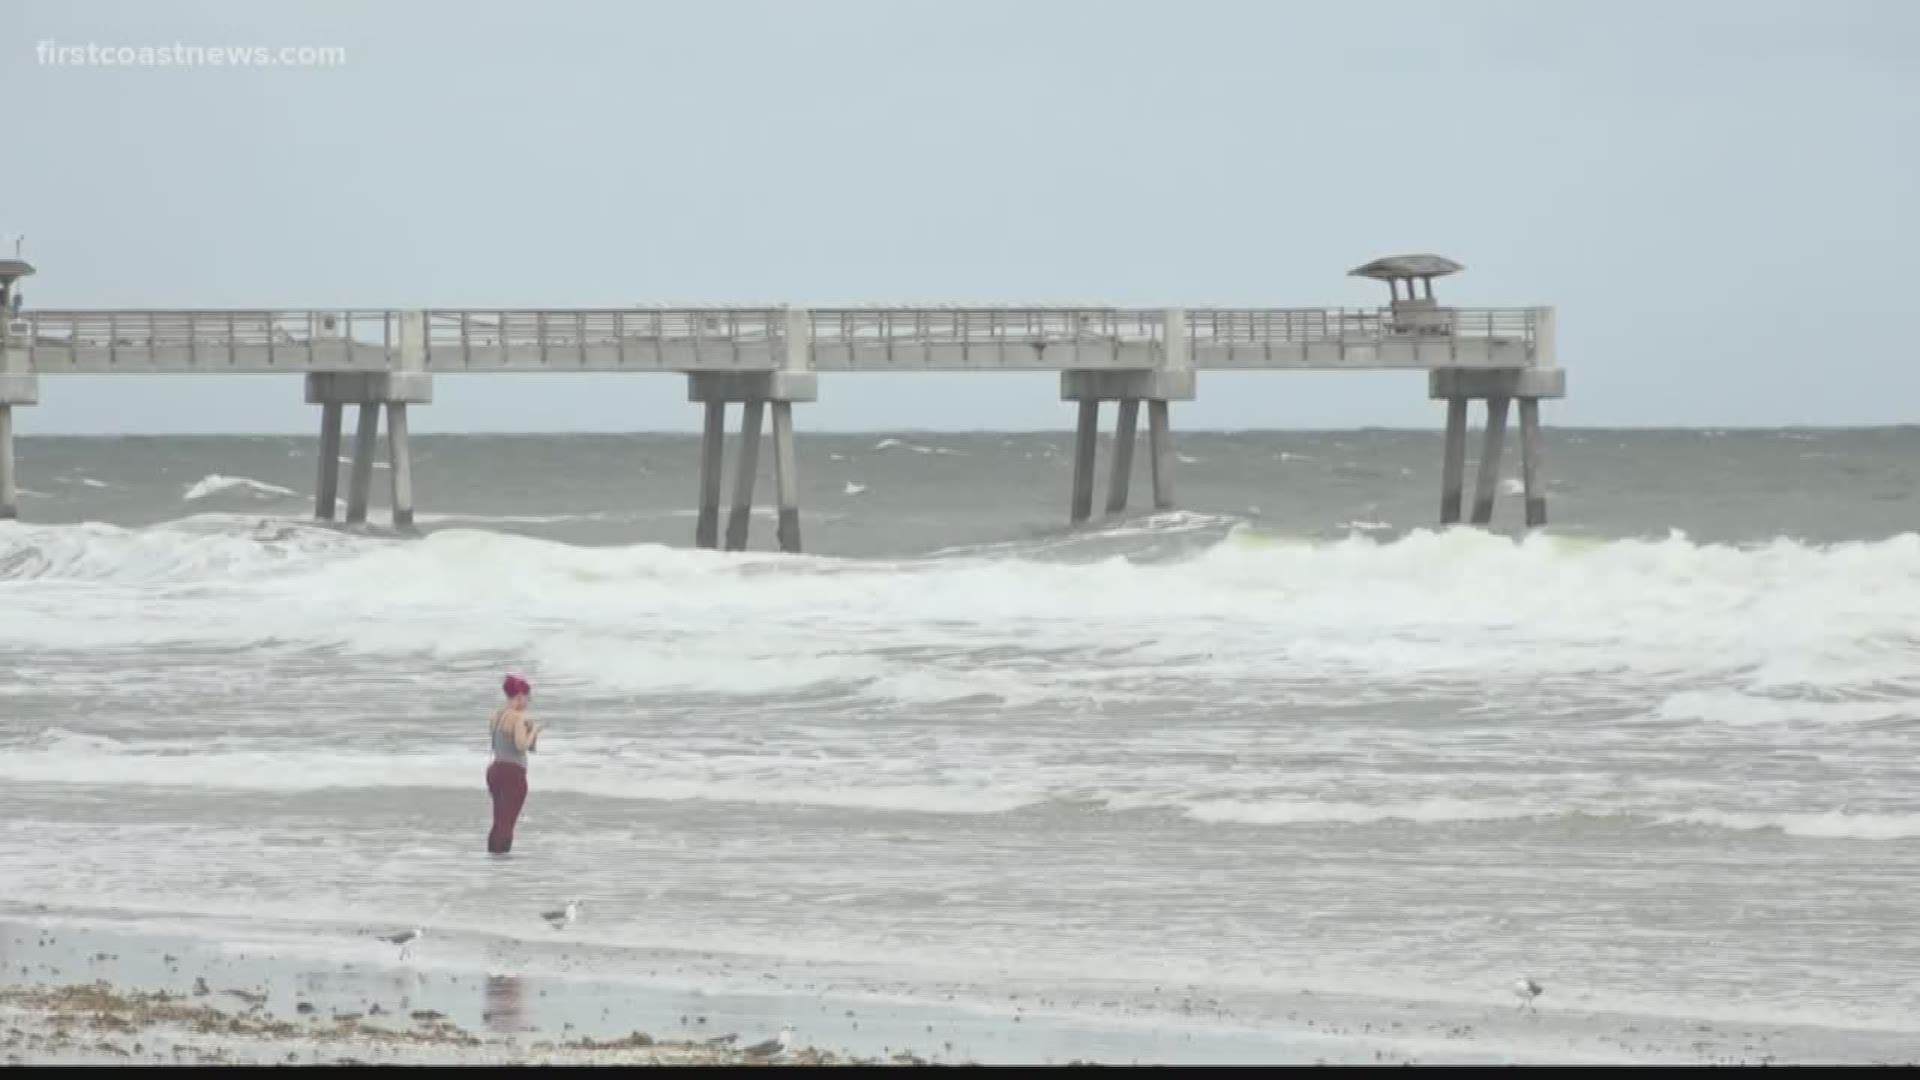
540,899,582,930
380,927,424,961
1512,977,1543,1011
741,1024,795,1058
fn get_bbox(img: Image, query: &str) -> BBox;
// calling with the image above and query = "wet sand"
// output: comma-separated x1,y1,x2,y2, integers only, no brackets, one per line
3,913,1917,1066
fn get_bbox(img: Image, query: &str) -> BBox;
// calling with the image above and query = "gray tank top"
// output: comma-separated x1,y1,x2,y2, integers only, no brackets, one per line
491,719,528,767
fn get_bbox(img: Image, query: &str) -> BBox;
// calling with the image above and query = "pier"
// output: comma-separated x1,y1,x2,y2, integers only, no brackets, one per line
0,255,1565,548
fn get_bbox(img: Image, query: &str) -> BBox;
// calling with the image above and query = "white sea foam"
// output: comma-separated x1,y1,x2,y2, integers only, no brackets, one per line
0,739,1041,815
873,438,959,455
1656,808,1920,841
6,523,1920,708
1178,796,1544,826
183,474,300,501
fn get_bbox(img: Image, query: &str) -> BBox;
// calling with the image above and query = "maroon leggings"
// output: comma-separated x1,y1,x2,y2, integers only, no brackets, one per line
486,761,528,854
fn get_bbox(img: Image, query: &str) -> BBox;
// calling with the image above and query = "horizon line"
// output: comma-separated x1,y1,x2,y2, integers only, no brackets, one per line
15,422,1919,439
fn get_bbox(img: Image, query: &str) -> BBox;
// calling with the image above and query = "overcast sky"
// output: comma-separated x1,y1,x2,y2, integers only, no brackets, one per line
2,0,1915,434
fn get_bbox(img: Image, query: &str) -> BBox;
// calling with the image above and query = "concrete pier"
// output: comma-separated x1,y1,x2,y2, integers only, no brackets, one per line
1060,310,1196,523
688,367,817,552
1430,366,1565,531
305,371,432,530
5,255,1564,541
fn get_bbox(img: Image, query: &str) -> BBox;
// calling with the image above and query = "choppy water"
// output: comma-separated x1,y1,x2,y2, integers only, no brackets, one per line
4,428,1920,1047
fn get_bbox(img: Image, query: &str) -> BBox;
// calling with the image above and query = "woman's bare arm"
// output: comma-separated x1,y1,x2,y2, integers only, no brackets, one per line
513,713,540,751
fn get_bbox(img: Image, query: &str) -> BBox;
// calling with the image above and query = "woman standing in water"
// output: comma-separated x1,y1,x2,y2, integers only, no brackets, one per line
487,674,540,854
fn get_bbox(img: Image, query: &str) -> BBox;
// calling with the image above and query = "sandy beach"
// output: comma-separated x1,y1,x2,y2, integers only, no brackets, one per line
5,911,1918,1066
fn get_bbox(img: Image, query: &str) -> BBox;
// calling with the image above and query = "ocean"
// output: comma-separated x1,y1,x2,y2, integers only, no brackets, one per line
3,427,1920,1059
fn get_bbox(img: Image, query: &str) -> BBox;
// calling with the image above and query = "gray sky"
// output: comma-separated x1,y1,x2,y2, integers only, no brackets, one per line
3,0,1916,434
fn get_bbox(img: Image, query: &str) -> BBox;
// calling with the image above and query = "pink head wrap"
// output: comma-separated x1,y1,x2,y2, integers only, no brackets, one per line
502,674,531,699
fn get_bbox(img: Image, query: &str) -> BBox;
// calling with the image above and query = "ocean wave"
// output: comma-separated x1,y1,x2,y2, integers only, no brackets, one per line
3,736,1917,841
5,521,1920,702
1655,809,1920,841
1177,796,1543,826
0,743,1042,814
0,517,371,582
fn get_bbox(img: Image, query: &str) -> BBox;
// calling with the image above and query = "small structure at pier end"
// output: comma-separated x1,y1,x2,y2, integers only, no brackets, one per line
0,254,1564,540
1349,254,1563,527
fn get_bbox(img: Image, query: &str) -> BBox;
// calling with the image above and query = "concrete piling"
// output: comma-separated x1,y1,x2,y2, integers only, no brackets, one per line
1440,397,1468,525
1070,400,1099,524
687,369,816,554
1107,398,1139,514
345,402,380,525
0,404,14,520
696,401,725,550
314,401,343,521
1061,355,1193,524
771,400,801,554
1519,397,1546,527
305,371,432,530
1147,399,1174,511
386,402,415,531
725,399,765,552
1430,367,1563,531
0,261,29,519
1470,395,1510,525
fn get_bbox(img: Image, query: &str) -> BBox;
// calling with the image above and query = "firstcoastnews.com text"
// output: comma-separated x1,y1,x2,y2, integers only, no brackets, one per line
36,40,348,68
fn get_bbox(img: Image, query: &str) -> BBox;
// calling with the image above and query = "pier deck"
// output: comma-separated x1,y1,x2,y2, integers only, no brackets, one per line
0,255,1567,546
10,305,1549,374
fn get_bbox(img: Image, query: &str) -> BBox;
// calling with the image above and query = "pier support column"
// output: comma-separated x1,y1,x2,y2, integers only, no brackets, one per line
386,402,416,531
1519,398,1546,527
771,401,802,554
1440,398,1467,525
687,366,818,553
1061,363,1195,526
1429,367,1565,531
314,402,343,521
1147,399,1174,511
1106,398,1139,514
1070,400,1099,524
306,369,433,529
726,399,765,552
696,401,725,550
345,403,381,525
1469,396,1509,525
0,404,15,521
0,372,35,522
